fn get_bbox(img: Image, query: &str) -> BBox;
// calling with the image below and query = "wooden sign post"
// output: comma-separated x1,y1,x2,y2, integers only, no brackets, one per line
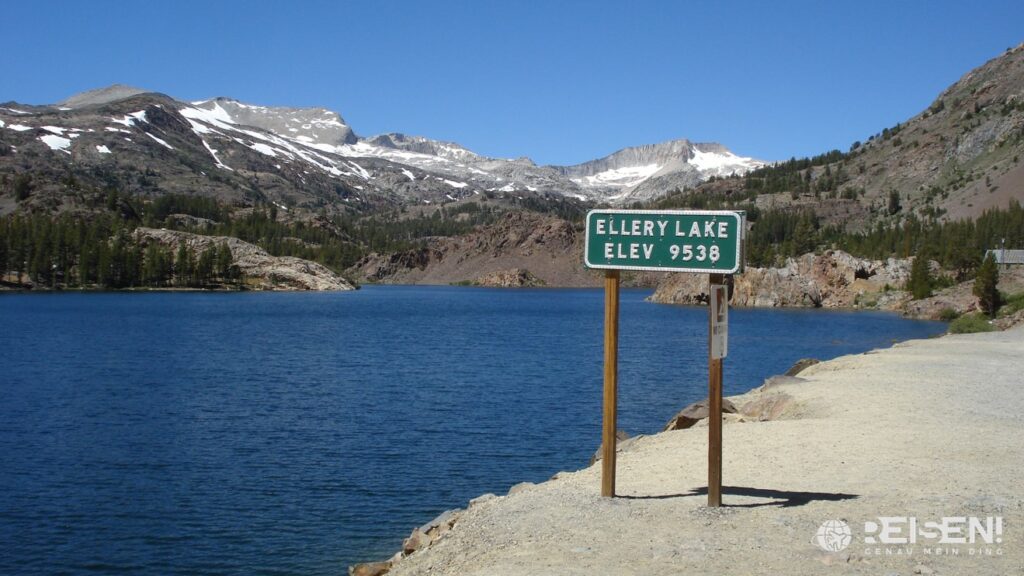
602,270,620,497
585,210,743,502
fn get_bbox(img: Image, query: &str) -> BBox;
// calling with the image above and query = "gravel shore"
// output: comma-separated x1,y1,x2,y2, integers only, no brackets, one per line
379,326,1024,576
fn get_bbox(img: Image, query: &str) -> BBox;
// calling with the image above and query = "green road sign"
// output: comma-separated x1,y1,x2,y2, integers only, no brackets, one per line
584,209,744,274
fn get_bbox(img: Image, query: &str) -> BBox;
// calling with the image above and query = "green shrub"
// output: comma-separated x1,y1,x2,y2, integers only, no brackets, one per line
948,313,995,334
938,308,960,322
998,291,1024,317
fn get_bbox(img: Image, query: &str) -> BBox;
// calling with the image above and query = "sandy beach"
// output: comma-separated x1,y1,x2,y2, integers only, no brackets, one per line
377,325,1024,576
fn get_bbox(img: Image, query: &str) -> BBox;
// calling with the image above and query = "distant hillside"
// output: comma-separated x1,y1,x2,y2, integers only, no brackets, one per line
347,210,662,288
653,43,1024,233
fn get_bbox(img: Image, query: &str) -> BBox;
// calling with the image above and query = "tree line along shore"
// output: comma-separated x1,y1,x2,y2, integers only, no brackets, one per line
1,184,1022,295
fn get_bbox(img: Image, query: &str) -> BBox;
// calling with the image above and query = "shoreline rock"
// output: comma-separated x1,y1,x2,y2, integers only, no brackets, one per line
649,250,913,309
133,227,355,291
472,268,545,287
664,398,738,431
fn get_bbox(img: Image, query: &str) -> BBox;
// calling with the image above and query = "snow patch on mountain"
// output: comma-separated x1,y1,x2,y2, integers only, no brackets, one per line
689,146,762,175
570,164,662,188
443,179,468,189
200,139,232,171
111,110,148,127
146,132,175,150
40,134,72,153
249,142,278,157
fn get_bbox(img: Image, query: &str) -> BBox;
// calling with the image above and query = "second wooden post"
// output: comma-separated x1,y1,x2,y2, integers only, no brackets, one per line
708,273,725,507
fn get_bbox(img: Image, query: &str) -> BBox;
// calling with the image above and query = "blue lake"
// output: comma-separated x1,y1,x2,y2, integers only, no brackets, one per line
0,286,944,574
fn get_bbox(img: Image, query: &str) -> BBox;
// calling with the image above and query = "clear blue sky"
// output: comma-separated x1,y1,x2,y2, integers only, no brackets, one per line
2,1,1021,165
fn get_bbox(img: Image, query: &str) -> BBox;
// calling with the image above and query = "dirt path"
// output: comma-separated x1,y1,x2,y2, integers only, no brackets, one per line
384,326,1024,576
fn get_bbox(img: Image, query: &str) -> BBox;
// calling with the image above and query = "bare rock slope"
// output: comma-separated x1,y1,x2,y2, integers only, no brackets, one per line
348,211,660,288
133,227,354,291
351,212,589,287
650,250,912,308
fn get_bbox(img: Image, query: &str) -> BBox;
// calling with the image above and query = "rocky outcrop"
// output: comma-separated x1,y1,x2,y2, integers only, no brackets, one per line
132,227,355,291
785,358,820,376
739,392,798,421
650,250,912,308
664,398,738,431
165,213,217,231
349,561,391,576
589,430,635,465
473,268,545,287
355,247,444,282
349,506,467,575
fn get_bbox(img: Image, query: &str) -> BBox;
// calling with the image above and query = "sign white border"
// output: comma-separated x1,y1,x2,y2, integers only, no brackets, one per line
584,209,745,274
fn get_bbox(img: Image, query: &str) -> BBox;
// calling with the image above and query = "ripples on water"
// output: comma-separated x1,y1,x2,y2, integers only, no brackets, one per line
0,287,943,574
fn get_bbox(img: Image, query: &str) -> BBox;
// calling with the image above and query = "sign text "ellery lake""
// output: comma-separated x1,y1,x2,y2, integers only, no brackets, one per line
584,210,744,274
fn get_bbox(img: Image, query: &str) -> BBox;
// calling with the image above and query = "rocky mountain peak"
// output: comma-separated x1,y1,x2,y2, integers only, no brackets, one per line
59,84,150,108
192,97,357,146
362,132,480,162
561,139,742,176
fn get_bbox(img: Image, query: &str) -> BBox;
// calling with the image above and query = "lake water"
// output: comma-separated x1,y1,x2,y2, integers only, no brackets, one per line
0,286,944,575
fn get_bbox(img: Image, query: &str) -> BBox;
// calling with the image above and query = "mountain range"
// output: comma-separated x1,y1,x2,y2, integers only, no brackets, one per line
2,43,1024,294
0,85,762,215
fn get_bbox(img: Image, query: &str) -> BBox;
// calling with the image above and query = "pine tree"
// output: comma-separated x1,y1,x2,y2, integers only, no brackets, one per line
792,213,816,255
97,241,112,287
0,224,7,280
175,244,194,287
79,232,99,287
906,253,933,299
13,174,32,201
196,247,215,286
215,243,234,281
124,243,143,288
143,244,170,287
973,252,1000,317
888,190,901,215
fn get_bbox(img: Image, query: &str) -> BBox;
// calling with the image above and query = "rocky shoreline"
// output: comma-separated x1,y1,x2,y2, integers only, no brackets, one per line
649,250,1024,323
351,324,1024,575
649,250,913,309
133,228,355,291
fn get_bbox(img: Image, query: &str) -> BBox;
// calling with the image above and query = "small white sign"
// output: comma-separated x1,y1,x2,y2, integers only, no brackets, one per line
711,284,728,359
